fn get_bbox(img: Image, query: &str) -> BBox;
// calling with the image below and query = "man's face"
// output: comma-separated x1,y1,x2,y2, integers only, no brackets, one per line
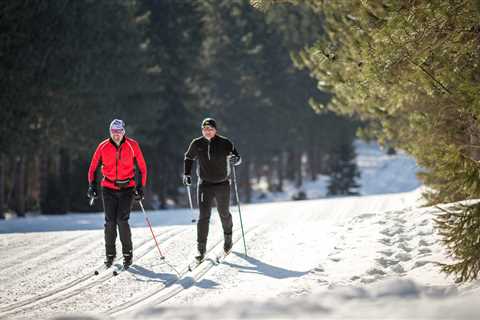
202,126,216,140
110,129,125,144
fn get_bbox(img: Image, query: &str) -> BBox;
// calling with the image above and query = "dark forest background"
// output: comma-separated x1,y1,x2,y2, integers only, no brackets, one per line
0,0,360,216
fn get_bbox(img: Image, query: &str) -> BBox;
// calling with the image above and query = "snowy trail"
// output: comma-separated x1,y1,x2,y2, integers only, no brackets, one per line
158,192,420,310
107,225,262,318
0,189,425,320
0,226,189,318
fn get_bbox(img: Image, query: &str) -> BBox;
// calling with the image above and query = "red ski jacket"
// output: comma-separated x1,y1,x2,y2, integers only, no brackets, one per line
88,136,147,190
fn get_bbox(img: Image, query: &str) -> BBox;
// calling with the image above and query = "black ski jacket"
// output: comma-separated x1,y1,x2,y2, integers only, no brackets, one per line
184,135,240,184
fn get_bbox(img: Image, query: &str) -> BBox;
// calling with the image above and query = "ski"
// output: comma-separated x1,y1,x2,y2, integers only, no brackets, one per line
187,257,205,272
215,250,231,264
113,265,129,276
94,263,112,276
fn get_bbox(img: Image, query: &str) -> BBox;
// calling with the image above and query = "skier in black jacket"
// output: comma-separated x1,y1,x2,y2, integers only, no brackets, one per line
183,118,241,261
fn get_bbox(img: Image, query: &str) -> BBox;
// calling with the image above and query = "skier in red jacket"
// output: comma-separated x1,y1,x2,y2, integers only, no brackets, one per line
87,119,147,268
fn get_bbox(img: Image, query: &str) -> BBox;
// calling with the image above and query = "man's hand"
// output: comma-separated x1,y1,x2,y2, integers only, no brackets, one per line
183,175,192,186
229,155,241,166
134,186,144,201
87,184,97,199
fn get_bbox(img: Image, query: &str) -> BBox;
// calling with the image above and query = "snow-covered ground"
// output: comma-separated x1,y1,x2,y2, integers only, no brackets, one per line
1,142,479,320
251,140,421,202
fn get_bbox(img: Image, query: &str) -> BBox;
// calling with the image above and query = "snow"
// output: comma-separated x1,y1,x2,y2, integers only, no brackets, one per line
1,142,479,320
250,140,421,202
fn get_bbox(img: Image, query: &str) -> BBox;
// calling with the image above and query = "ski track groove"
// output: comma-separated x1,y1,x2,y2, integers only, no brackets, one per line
0,232,93,275
0,227,190,318
1,233,101,281
107,225,261,318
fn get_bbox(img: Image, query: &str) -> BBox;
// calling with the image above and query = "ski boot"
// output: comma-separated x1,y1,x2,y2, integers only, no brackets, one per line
195,242,206,263
224,233,232,254
104,254,115,268
123,253,133,269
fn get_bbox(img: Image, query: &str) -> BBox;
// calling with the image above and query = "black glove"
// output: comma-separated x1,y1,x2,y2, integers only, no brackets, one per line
229,155,241,166
134,186,144,201
87,184,97,200
183,175,192,186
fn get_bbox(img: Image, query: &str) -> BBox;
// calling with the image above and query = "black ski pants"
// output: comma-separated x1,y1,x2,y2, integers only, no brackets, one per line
197,180,233,247
102,187,134,257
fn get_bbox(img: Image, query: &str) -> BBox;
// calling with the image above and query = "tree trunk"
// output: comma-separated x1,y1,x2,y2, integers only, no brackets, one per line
6,157,15,209
308,146,318,181
295,151,303,188
59,148,70,213
469,127,480,161
158,159,167,209
239,157,251,203
39,152,49,214
286,149,296,181
266,157,275,192
276,151,285,192
16,157,26,217
0,154,5,219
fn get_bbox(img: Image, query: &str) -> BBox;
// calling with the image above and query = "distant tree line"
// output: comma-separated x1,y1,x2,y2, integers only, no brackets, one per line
0,0,360,218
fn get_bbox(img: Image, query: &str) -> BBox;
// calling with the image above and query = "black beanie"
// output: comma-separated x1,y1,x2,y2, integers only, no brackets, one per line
201,118,217,129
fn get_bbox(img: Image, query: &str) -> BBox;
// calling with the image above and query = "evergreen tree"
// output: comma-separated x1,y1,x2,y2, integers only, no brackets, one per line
327,140,360,196
253,0,480,281
135,0,204,207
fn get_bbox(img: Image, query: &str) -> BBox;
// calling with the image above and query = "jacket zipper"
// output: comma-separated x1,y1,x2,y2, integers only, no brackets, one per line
207,141,211,160
116,146,120,181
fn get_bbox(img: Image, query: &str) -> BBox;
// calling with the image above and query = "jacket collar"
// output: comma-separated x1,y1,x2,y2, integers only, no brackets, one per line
202,134,218,142
109,136,126,148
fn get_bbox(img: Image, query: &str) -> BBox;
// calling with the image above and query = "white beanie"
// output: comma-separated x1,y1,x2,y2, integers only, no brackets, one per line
109,119,125,133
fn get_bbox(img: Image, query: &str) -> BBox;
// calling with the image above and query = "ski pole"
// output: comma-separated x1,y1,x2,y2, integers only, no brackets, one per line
139,200,165,260
138,200,181,277
231,163,248,256
186,185,197,223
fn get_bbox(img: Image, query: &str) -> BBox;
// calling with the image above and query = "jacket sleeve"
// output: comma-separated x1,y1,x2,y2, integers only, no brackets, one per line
230,140,241,165
88,142,103,184
184,140,197,176
134,141,148,187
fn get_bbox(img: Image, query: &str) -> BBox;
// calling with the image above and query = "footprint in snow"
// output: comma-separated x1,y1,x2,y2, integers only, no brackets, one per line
395,235,413,243
391,264,406,274
398,243,414,253
417,248,432,255
412,260,434,269
375,257,400,268
378,250,395,257
360,276,381,284
379,238,394,246
418,239,434,247
380,228,397,237
417,229,434,236
394,252,412,262
366,268,387,276
312,265,325,273
419,219,429,226
393,218,407,224
353,213,377,221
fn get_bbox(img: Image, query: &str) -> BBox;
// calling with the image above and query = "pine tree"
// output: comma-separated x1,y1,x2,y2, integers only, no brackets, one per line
135,0,204,207
253,0,480,281
327,140,360,196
